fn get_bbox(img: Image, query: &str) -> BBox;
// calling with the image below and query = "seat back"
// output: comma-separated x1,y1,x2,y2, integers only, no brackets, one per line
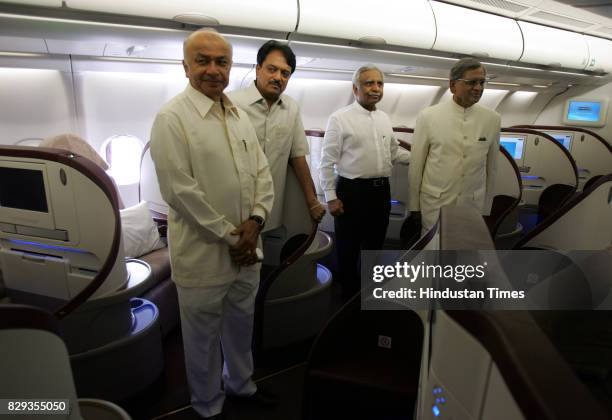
0,304,83,419
0,146,125,317
501,128,578,207
515,174,612,250
485,146,522,236
512,125,612,191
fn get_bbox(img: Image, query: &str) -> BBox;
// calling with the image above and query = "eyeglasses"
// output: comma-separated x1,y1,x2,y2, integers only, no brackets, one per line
455,78,488,87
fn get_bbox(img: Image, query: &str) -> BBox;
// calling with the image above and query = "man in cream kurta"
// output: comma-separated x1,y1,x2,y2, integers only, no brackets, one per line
150,30,274,419
409,58,501,233
229,41,325,231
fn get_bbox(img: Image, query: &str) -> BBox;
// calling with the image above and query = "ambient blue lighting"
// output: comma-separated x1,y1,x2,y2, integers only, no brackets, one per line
390,200,400,204
8,239,88,254
432,405,441,417
521,175,540,180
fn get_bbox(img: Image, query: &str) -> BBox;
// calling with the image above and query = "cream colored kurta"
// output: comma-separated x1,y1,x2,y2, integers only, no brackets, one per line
228,82,309,231
150,84,274,287
408,100,501,230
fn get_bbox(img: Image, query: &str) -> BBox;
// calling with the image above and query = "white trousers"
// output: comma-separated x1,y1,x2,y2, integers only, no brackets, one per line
176,269,259,418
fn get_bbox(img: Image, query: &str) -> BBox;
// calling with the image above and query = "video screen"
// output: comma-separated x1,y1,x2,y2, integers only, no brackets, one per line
567,101,602,123
500,136,525,160
545,133,573,151
0,167,48,213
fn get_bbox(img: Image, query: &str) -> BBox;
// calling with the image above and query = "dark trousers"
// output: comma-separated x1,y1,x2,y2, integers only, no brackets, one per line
334,176,391,300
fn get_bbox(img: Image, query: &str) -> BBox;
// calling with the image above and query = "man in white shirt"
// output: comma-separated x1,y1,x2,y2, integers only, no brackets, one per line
319,64,410,300
229,41,325,232
150,29,274,419
409,57,501,234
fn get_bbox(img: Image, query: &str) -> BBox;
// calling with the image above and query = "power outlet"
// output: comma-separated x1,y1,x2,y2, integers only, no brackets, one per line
378,335,392,349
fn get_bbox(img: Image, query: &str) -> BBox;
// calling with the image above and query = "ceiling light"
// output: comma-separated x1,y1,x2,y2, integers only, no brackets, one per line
295,67,353,74
488,81,521,86
388,74,447,81
97,56,182,64
0,51,47,57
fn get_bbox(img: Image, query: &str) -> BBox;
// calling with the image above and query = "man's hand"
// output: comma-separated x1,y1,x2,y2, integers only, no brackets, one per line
308,200,326,223
229,219,260,266
327,199,344,217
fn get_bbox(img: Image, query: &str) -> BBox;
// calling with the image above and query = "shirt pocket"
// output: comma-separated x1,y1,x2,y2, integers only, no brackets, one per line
265,125,291,163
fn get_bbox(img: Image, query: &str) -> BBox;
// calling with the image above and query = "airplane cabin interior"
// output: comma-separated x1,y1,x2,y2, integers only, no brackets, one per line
0,0,611,419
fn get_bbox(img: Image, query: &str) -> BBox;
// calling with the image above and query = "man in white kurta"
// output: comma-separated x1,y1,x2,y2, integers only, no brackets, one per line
409,58,501,233
229,41,324,231
150,30,274,419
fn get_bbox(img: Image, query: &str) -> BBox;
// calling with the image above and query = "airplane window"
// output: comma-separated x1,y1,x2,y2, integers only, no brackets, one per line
100,134,144,185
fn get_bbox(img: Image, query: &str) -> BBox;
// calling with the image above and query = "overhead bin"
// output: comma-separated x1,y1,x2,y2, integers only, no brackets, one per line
297,0,436,49
65,0,298,33
430,1,523,61
518,21,589,70
584,35,612,73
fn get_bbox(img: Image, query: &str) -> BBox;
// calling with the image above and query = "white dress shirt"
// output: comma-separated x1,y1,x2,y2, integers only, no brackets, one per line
319,101,410,202
150,84,274,287
228,82,309,231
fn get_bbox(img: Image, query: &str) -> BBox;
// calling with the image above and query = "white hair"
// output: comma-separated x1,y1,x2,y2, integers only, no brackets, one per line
352,63,384,86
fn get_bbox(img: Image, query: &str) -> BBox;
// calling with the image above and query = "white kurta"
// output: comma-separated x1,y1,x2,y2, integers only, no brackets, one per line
408,100,501,231
228,82,309,231
150,84,274,287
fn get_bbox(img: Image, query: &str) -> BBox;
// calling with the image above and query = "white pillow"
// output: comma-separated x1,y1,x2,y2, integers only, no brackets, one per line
120,201,165,258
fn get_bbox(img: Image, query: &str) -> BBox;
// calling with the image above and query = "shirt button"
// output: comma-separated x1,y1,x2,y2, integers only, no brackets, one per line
463,136,467,140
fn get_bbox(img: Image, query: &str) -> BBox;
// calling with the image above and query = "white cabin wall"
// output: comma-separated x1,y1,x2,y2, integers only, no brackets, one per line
535,82,612,141
0,68,76,145
496,90,557,128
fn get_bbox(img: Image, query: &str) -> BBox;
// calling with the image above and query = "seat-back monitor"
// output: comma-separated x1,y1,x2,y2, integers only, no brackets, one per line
544,132,573,152
500,136,525,160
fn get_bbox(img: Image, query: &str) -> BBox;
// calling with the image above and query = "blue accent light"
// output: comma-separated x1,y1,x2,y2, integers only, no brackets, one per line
432,405,441,417
8,239,88,254
390,200,400,204
521,175,540,180
440,397,446,404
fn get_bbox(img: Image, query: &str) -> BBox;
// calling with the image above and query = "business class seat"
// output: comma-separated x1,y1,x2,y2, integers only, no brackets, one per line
0,146,163,402
0,304,131,419
514,173,612,250
512,125,612,191
484,146,523,240
501,128,579,224
301,222,437,420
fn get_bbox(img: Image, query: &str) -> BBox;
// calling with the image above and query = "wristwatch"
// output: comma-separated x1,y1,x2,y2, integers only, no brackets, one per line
249,215,265,230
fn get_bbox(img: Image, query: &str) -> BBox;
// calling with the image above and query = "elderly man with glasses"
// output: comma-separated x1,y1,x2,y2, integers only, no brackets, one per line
408,57,501,234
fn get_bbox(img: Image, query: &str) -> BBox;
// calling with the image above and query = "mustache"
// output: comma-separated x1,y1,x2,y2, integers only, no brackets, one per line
201,76,224,82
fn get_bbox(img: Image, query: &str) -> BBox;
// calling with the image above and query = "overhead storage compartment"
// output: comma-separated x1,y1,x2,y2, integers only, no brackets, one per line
296,0,436,49
584,35,612,73
518,21,589,70
430,1,523,61
65,0,298,33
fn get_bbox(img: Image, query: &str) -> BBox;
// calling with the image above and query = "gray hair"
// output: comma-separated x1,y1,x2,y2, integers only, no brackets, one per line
449,57,485,81
352,63,384,86
183,28,233,59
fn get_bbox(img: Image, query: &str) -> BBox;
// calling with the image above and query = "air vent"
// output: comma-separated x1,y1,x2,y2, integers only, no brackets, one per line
530,11,593,29
467,0,529,13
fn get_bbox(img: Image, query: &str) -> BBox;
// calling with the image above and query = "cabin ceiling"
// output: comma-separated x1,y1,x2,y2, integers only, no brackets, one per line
0,1,611,92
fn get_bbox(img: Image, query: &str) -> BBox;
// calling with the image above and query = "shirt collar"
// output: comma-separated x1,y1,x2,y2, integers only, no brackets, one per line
185,83,240,119
450,97,475,114
246,81,285,108
352,100,377,115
